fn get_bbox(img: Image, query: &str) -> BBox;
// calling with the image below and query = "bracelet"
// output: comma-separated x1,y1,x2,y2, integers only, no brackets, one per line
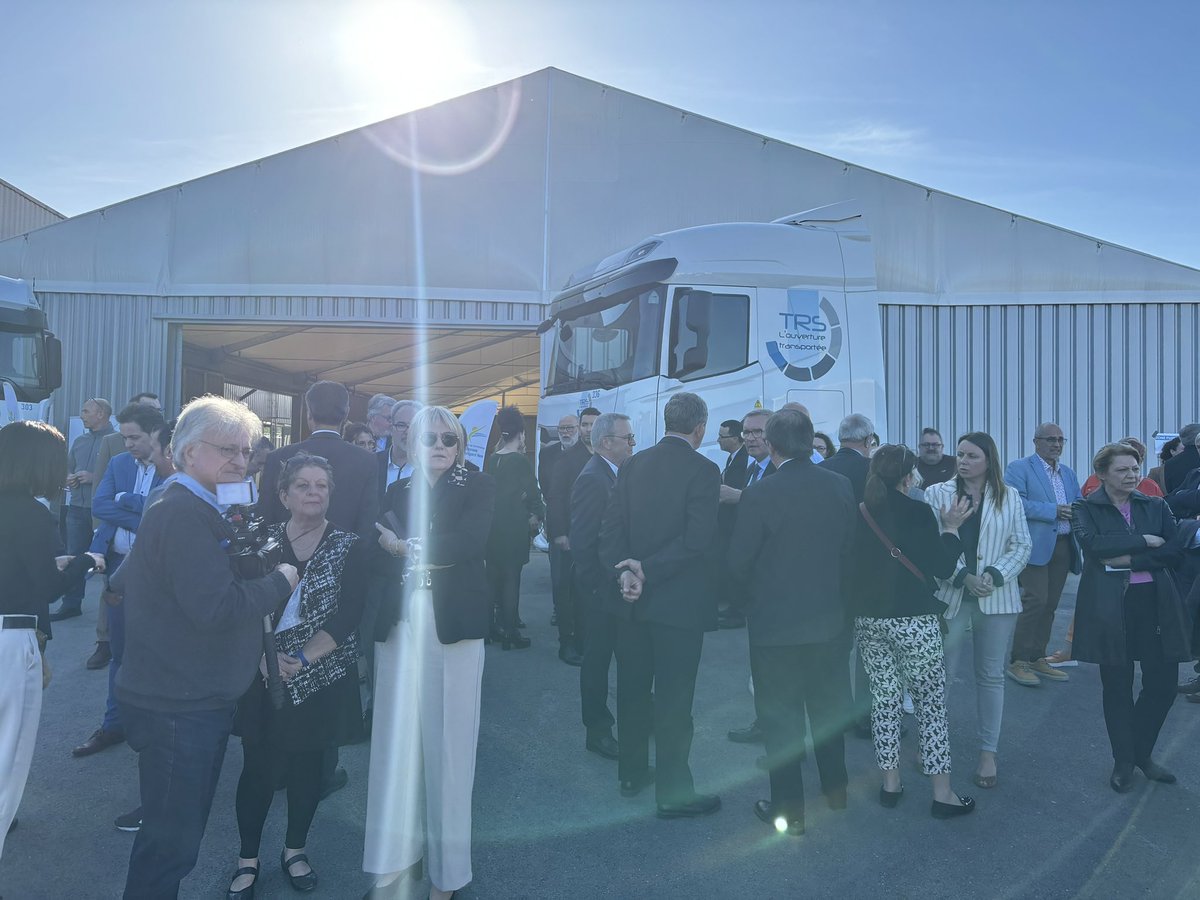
297,649,310,668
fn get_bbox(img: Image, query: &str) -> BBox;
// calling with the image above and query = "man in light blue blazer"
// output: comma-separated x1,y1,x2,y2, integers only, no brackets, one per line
1003,423,1082,687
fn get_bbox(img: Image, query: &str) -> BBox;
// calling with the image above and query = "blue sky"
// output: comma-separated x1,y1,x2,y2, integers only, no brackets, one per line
4,0,1198,266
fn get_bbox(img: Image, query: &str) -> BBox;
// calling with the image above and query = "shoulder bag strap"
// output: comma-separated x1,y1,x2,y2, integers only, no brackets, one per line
859,502,928,585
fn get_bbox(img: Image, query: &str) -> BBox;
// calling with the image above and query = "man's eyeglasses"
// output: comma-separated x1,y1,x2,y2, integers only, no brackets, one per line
606,433,636,445
419,432,460,448
743,429,765,439
200,440,253,460
390,420,410,431
919,442,943,450
1036,436,1067,445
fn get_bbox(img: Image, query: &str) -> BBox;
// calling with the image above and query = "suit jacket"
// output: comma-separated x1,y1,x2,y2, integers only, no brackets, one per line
546,440,592,540
599,436,721,630
1168,467,1200,519
569,452,618,598
924,481,1032,618
719,449,775,538
91,431,127,528
1003,453,1082,571
1165,444,1200,493
89,452,166,554
257,431,379,539
727,458,856,646
537,441,565,504
819,447,870,502
375,448,415,506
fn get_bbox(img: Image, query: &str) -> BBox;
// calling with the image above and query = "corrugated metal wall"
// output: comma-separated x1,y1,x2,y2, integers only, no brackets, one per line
0,179,62,242
882,302,1200,475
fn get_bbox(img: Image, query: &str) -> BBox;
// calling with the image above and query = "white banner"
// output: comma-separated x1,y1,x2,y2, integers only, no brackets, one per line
459,399,498,471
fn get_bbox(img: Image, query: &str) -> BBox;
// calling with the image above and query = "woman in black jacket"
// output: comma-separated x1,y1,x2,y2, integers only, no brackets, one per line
1072,442,1189,793
365,406,495,900
0,421,102,858
850,445,975,818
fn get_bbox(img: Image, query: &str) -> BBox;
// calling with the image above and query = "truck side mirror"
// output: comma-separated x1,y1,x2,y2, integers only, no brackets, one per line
44,335,63,392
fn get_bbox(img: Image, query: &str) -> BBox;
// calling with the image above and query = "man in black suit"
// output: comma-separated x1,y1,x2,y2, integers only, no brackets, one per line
375,399,422,505
258,381,380,538
546,407,601,665
570,412,637,762
728,408,856,835
1165,423,1200,493
599,392,721,818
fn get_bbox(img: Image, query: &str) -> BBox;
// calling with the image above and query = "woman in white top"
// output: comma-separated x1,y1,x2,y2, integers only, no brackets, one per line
925,431,1031,789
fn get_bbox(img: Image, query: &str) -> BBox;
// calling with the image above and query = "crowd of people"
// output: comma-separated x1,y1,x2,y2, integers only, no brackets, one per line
4,378,1200,896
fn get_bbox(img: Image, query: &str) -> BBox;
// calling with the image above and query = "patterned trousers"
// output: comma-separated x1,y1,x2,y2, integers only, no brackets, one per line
854,614,952,775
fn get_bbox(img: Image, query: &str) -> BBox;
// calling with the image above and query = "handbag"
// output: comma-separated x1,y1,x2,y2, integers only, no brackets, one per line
859,502,928,585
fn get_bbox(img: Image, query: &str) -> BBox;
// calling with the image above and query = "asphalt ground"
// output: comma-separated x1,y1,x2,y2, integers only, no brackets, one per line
3,555,1200,899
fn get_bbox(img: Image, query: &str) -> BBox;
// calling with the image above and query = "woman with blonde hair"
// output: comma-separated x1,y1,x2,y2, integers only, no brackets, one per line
925,431,1031,790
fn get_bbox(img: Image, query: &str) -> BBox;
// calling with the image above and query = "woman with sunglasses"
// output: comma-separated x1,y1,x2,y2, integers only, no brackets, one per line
366,407,495,900
484,406,544,650
924,431,1031,789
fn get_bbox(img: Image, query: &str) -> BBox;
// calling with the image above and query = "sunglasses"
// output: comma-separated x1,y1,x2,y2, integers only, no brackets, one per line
419,432,460,448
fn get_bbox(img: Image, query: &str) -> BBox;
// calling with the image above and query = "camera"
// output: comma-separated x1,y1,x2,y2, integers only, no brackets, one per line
217,481,281,579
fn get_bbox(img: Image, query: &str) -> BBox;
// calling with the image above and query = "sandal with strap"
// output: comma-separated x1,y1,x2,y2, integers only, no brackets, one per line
281,849,318,892
226,864,259,900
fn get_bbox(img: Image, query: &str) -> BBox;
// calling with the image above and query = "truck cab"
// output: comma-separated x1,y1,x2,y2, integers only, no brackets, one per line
0,274,62,425
537,203,885,464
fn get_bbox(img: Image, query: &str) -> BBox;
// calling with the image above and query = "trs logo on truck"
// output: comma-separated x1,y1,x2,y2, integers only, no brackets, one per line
765,289,842,382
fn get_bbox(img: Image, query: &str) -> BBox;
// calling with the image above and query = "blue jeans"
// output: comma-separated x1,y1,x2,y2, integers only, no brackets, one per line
60,506,94,608
119,702,236,900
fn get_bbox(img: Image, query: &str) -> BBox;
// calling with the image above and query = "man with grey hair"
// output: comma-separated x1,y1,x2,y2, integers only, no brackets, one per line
1164,423,1200,492
366,393,398,452
599,392,722,817
570,412,636,761
376,399,424,503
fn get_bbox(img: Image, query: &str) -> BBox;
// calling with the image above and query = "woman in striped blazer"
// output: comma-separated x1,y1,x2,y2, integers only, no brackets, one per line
925,432,1032,790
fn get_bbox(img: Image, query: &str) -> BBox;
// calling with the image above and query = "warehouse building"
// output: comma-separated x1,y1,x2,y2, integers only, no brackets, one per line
1,67,1198,470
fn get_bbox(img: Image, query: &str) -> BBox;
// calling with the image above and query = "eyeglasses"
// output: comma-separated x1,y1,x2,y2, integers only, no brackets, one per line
743,429,765,439
919,442,943,449
606,433,636,445
558,427,578,434
1036,436,1067,445
390,420,410,431
200,440,253,460
419,432,460,448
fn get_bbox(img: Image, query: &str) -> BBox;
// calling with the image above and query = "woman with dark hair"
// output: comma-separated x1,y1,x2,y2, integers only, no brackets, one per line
227,452,366,898
1072,443,1188,793
812,431,835,460
925,431,1031,789
343,422,376,452
1148,437,1182,496
851,445,975,817
483,406,544,649
0,421,103,858
366,406,495,900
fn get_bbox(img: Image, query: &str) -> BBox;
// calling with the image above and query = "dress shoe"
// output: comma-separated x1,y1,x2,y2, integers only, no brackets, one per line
1178,675,1200,695
1110,764,1136,793
501,630,531,650
72,727,125,757
753,799,803,835
114,807,142,832
620,767,655,798
585,732,620,760
1031,658,1069,682
86,642,112,670
319,767,348,801
657,793,721,819
226,863,259,899
825,787,847,810
1138,760,1176,784
50,606,83,622
558,645,583,667
281,849,318,892
727,721,764,744
717,612,746,630
879,786,904,808
930,795,976,819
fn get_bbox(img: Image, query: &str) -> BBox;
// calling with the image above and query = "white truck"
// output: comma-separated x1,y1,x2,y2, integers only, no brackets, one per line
0,274,63,426
536,202,885,462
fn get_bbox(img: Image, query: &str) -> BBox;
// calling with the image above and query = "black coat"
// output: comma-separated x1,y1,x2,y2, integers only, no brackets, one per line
375,466,495,645
537,441,565,507
599,436,721,630
257,431,380,539
569,453,618,599
546,440,591,539
819,447,870,503
1164,444,1200,493
727,458,856,646
1167,467,1200,519
1071,487,1190,666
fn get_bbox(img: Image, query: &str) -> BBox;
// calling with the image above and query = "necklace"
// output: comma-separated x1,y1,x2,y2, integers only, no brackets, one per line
286,519,326,546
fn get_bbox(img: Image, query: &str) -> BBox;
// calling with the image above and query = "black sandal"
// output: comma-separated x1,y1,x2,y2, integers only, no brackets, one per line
281,849,318,892
226,864,259,900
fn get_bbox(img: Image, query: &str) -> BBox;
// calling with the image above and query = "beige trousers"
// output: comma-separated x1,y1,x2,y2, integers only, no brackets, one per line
0,626,43,861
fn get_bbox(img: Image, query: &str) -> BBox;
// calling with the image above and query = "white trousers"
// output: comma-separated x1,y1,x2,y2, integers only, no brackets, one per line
0,627,43,861
363,589,485,892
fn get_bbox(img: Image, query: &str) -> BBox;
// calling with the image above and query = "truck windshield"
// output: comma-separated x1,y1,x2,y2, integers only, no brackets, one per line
546,285,665,395
0,329,44,394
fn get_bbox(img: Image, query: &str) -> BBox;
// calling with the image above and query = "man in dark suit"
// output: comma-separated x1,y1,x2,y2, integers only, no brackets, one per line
375,399,422,505
546,407,601,665
1165,424,1200,493
728,408,856,835
599,392,721,818
258,381,379,539
570,412,636,762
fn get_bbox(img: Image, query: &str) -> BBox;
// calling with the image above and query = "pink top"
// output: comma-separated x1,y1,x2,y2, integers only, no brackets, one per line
1117,502,1154,584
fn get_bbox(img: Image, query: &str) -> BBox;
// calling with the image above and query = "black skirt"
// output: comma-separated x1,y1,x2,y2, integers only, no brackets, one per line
1123,582,1162,663
233,668,362,753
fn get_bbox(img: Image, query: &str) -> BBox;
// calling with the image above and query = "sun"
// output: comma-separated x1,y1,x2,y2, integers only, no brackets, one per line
338,0,478,118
